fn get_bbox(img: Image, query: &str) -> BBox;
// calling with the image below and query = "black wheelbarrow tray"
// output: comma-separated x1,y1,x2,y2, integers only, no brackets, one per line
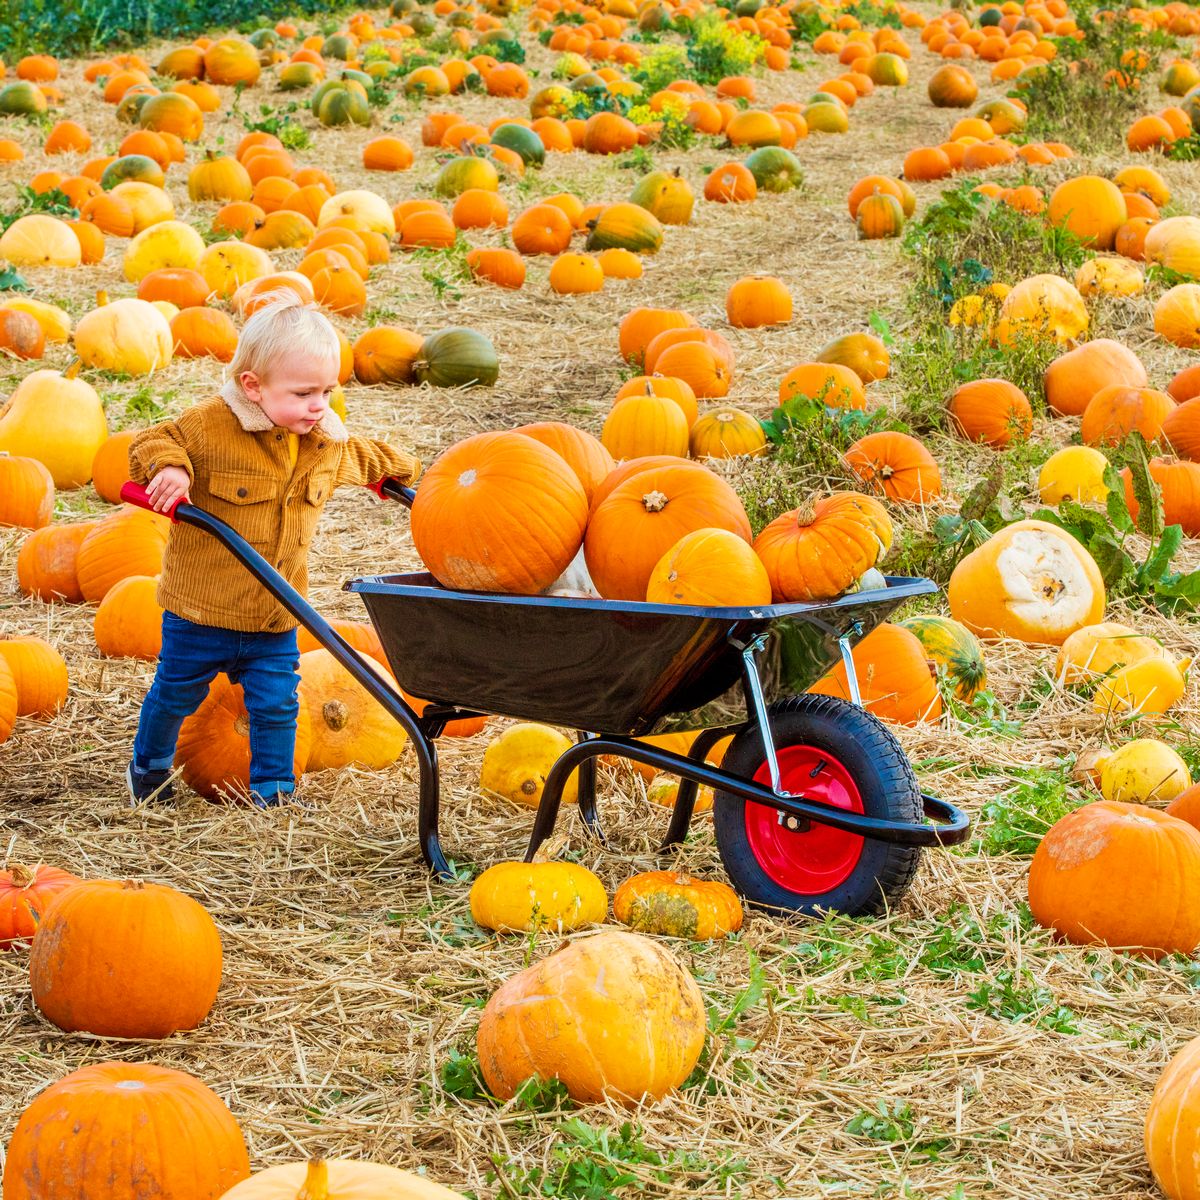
122,480,969,918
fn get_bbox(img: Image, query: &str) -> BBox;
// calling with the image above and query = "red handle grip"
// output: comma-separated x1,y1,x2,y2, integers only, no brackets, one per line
120,481,185,522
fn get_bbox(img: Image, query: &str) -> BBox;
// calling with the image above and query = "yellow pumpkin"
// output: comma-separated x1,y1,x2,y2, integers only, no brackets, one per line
74,297,173,375
948,519,1106,645
318,189,396,236
122,219,206,283
1097,739,1192,804
218,1158,466,1200
1093,656,1190,717
109,180,176,233
469,859,608,932
1055,622,1170,684
1037,446,1110,505
479,723,578,807
0,365,107,487
0,214,81,268
198,240,273,298
2,297,72,343
993,274,1088,344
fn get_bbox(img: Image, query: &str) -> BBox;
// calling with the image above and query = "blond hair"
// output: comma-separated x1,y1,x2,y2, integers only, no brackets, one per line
221,291,340,402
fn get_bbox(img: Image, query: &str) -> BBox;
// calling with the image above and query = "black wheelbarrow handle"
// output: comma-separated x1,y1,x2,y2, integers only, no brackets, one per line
118,480,454,873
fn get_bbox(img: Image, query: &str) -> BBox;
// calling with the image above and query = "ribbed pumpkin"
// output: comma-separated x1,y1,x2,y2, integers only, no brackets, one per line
1121,457,1200,536
928,63,978,106
76,505,169,603
477,930,706,1105
857,191,905,239
948,379,1033,447
188,152,253,202
1145,1035,1200,1200
0,365,107,488
0,656,15,745
617,307,696,364
1144,214,1200,278
413,328,499,388
1029,802,1200,958
0,863,80,950
94,574,163,660
1044,338,1148,417
809,622,942,724
29,879,223,1037
754,492,892,602
411,431,588,594
900,614,987,701
469,860,607,933
0,308,45,360
815,331,889,383
646,527,772,606
4,1064,248,1200
299,649,408,772
629,168,694,225
16,521,95,603
688,407,766,459
584,462,751,601
175,674,312,800
612,870,743,940
0,636,68,717
1081,384,1175,447
948,520,1106,645
218,1159,465,1200
779,361,867,409
0,214,81,268
0,455,54,530
843,431,941,503
171,308,238,361
1167,784,1200,831
602,394,689,460
514,421,614,506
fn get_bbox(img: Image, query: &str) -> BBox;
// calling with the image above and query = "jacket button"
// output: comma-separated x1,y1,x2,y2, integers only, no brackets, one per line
276,433,283,441
236,487,248,498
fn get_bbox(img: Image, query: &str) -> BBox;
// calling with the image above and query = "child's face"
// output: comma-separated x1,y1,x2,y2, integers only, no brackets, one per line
241,354,340,435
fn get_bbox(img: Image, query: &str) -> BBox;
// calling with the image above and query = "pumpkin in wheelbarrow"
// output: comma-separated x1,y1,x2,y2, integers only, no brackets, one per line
948,520,1105,645
411,431,588,595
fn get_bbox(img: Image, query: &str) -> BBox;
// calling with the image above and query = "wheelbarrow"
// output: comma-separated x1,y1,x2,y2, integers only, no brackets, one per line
121,479,969,917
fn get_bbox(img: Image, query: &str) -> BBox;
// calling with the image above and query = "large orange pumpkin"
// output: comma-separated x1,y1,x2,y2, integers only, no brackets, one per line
0,635,68,717
1145,1035,1200,1200
93,574,163,660
1081,385,1175,447
1163,397,1200,462
808,622,942,724
16,521,95,603
476,930,705,1105
29,879,223,1037
0,454,54,530
3,1062,249,1200
411,431,589,594
1121,457,1200,536
754,492,892,602
584,462,751,600
75,505,170,603
514,421,614,506
646,527,772,606
948,379,1033,447
1047,175,1128,249
175,674,312,800
1028,801,1200,957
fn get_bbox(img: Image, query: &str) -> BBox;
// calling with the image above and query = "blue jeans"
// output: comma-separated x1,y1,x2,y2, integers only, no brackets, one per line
133,611,300,801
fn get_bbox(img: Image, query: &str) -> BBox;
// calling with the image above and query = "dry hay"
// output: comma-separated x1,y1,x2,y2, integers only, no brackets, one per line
1,5,1200,1198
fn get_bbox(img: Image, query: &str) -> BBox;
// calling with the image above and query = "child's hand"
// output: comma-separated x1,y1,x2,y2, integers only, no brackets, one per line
146,466,190,513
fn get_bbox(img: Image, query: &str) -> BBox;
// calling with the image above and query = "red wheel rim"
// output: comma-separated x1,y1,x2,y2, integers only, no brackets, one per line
744,743,865,894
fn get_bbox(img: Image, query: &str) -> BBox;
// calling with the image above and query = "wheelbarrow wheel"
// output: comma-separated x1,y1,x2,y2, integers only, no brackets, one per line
712,694,922,918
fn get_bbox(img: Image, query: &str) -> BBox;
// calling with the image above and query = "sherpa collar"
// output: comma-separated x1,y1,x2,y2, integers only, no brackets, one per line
219,380,349,443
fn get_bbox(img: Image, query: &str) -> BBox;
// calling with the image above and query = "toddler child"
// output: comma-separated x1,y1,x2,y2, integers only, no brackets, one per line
126,293,420,807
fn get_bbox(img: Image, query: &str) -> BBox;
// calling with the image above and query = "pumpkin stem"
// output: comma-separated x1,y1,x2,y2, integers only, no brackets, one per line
322,699,350,732
121,880,145,891
64,357,83,380
793,494,819,527
297,1159,331,1200
642,489,668,513
7,863,35,889
673,869,692,886
95,289,109,307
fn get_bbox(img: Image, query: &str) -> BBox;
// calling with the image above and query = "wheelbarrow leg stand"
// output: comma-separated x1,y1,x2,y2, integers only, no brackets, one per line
574,732,605,845
414,735,452,880
661,725,738,851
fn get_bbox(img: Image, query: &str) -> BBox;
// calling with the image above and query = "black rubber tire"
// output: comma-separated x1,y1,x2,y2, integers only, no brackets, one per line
712,694,922,918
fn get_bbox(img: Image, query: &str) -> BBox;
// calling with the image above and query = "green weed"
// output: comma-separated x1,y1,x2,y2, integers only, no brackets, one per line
966,968,1080,1034
976,767,1079,856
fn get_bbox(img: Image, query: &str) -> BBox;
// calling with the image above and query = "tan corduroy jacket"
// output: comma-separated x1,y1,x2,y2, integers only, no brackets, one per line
128,388,420,633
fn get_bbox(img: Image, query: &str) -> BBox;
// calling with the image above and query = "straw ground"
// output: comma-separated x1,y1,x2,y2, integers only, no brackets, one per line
1,8,1199,1197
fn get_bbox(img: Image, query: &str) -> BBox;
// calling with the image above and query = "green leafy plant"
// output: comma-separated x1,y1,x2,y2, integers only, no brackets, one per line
0,185,79,233
846,1101,953,1161
1034,436,1200,613
683,945,764,1096
629,44,691,93
239,103,312,150
977,766,1078,856
685,14,765,85
967,968,1080,1034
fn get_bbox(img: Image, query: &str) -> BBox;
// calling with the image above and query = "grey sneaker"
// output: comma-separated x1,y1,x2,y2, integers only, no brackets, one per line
126,763,176,805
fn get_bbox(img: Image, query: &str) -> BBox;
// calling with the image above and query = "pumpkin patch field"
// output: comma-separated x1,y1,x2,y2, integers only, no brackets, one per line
4,0,1200,1193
